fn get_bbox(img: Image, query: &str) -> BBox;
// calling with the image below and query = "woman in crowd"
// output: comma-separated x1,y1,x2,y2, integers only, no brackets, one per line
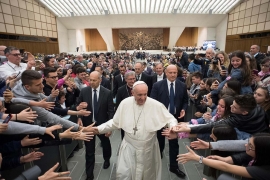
245,54,257,71
209,50,252,96
43,55,56,68
207,51,229,81
178,133,270,180
253,57,270,87
254,86,270,126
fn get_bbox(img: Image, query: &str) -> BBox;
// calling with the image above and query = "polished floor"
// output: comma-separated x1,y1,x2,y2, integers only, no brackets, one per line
67,130,215,180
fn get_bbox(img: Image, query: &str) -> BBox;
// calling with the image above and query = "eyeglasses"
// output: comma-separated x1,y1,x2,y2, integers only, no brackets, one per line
247,139,255,151
48,76,58,79
10,54,21,57
260,64,270,68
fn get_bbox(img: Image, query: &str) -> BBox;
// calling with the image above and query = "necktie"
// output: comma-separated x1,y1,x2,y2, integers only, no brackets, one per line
136,75,140,81
169,83,175,114
93,89,98,121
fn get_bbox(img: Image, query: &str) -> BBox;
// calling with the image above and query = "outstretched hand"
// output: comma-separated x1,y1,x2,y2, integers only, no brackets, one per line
38,162,71,180
171,124,191,133
83,122,96,132
190,138,209,150
177,145,200,164
161,128,178,140
45,125,63,139
178,110,185,119
38,98,55,110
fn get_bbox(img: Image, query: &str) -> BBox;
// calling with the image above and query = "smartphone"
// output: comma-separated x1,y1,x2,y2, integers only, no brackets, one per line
221,65,226,70
207,107,212,114
252,69,259,76
3,114,12,123
203,95,208,102
6,82,10,90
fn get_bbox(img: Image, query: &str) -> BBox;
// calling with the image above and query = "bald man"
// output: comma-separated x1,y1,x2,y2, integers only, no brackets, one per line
76,71,114,180
150,65,188,178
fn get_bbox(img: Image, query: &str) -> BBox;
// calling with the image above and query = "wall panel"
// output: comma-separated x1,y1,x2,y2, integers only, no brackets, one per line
163,28,170,47
85,29,107,51
112,29,119,50
175,27,198,46
0,39,59,54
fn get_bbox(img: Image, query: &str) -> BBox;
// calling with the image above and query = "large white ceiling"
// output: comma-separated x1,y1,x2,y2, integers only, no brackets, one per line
38,0,241,17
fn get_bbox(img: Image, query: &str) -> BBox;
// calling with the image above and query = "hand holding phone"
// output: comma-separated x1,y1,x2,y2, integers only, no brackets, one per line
207,107,212,114
3,114,12,123
252,69,259,76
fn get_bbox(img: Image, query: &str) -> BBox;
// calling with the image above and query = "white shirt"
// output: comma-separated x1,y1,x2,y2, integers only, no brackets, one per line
157,73,164,82
92,85,101,122
0,61,27,79
166,79,176,114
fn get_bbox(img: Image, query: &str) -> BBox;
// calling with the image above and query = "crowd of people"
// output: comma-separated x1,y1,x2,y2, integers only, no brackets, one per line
0,43,270,180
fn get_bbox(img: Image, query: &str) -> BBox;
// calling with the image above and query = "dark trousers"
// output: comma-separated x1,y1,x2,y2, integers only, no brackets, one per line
84,134,111,177
157,128,179,168
157,115,182,169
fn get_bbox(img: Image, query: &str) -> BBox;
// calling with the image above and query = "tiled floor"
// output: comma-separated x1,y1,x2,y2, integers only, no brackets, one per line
67,130,215,180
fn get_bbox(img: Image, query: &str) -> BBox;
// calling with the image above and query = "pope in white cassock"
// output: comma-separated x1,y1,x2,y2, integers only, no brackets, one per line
93,81,178,180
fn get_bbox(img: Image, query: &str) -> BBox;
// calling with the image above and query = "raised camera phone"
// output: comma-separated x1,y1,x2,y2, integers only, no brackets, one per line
207,107,212,114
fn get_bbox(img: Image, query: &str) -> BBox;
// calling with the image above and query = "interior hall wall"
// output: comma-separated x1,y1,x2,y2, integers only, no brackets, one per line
226,0,270,53
0,0,59,54
163,28,170,47
85,29,107,51
112,29,119,50
175,27,198,46
0,39,58,54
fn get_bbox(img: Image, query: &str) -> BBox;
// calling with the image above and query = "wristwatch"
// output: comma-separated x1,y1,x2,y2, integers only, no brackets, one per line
199,156,204,164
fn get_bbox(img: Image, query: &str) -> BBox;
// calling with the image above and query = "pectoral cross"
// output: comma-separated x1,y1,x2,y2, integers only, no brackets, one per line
133,126,138,135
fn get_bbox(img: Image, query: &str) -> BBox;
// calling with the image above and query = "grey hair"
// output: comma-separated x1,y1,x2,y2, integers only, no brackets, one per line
124,71,135,79
4,46,19,54
206,48,216,55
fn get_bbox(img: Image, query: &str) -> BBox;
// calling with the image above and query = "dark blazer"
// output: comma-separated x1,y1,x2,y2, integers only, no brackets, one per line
138,72,152,95
77,86,114,126
115,84,130,110
152,73,166,86
144,66,153,76
113,74,126,97
176,52,189,69
101,76,111,90
150,79,188,120
255,53,266,71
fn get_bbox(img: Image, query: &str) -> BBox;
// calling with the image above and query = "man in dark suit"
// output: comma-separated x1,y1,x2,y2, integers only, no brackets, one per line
113,65,126,97
77,71,114,180
175,48,189,69
116,71,136,139
142,62,153,75
152,62,166,86
95,65,111,90
150,65,188,178
250,45,266,71
134,62,152,95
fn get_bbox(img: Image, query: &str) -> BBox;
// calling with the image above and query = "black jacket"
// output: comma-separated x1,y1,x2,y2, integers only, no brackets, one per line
190,105,269,134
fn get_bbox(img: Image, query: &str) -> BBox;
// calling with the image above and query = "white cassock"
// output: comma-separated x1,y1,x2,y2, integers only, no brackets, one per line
98,97,178,180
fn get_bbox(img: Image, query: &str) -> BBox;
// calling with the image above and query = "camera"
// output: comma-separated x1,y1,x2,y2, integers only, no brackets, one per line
212,57,220,65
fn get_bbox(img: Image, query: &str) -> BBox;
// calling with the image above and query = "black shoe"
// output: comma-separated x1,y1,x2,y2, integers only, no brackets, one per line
86,175,94,180
103,160,110,169
169,168,186,178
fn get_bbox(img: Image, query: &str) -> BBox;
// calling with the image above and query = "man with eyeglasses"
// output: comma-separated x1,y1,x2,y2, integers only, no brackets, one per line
0,45,7,65
0,46,35,80
43,67,60,97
